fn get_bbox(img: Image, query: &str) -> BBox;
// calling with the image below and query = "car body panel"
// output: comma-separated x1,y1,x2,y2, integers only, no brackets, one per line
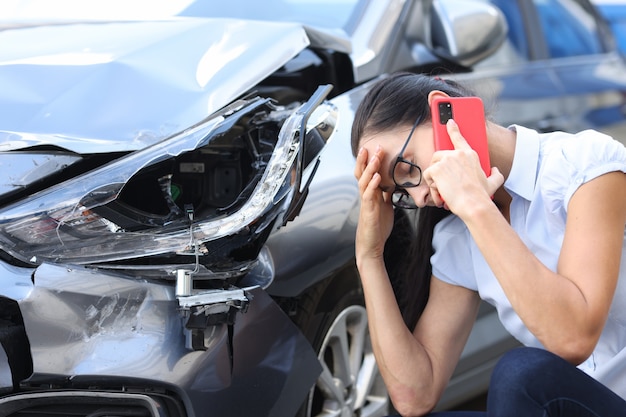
10,262,321,417
0,18,310,149
265,87,363,297
463,0,626,138
0,16,335,415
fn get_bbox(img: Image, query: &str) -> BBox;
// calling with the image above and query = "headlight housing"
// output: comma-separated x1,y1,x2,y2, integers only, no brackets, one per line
0,97,305,269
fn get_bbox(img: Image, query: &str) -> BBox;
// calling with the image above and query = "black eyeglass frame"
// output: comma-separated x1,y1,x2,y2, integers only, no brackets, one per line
391,116,423,209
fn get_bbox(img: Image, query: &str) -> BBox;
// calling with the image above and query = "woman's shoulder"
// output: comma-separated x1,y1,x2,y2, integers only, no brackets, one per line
538,129,626,207
540,129,625,166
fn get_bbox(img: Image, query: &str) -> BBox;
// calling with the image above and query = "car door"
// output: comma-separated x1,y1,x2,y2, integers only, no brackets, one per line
446,0,568,132
529,0,626,139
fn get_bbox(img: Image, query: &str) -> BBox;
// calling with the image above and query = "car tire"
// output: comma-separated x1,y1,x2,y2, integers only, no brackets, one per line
291,271,391,417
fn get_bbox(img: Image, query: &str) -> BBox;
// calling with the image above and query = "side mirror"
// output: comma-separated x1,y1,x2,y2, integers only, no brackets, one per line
429,0,508,67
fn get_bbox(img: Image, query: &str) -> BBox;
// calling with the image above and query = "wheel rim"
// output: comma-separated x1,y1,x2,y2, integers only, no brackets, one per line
306,305,389,417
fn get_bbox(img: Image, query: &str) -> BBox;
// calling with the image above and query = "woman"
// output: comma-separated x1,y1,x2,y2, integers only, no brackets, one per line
351,72,626,416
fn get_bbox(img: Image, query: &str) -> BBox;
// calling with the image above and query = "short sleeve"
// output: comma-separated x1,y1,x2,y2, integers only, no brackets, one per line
430,215,478,291
541,130,626,211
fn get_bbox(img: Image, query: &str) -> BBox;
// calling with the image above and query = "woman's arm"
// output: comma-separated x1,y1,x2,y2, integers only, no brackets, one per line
463,171,626,364
358,258,480,416
355,146,480,416
428,120,626,364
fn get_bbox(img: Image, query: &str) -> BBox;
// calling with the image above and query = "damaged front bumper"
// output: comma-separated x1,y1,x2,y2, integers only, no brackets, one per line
0,261,321,417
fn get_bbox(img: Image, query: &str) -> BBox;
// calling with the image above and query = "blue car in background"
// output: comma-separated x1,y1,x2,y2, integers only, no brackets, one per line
594,0,626,53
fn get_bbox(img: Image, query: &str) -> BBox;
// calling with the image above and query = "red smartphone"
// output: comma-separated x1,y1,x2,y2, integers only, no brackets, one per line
431,96,491,177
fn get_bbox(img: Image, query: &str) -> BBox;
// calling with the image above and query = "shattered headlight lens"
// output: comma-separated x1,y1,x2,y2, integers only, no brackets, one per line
0,98,304,266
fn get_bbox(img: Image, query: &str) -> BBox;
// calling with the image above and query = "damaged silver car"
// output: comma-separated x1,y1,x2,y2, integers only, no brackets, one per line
0,0,541,416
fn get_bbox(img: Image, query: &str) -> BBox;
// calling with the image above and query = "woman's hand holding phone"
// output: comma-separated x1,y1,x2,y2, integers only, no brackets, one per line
426,97,503,215
431,96,491,175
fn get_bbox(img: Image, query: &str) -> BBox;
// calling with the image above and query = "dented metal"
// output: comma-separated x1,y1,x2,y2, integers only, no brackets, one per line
0,23,333,416
9,263,321,416
0,3,358,417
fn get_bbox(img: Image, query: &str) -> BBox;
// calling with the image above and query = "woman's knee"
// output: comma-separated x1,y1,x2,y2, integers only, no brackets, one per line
488,347,566,405
491,347,561,384
487,347,626,416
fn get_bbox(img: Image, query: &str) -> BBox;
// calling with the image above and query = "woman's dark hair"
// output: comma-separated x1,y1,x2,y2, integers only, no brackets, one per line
351,72,474,330
351,72,472,156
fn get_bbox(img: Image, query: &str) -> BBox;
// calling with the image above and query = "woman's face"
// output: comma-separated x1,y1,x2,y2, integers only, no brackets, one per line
360,121,437,208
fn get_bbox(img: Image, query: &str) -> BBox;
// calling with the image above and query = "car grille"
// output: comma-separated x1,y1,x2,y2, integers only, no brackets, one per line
0,391,174,417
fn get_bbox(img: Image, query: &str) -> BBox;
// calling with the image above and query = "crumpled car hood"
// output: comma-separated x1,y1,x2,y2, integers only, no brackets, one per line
0,16,339,273
0,17,310,152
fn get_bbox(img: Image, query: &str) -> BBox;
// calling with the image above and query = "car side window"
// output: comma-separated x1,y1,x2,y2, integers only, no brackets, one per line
473,0,529,67
489,0,529,59
533,0,603,58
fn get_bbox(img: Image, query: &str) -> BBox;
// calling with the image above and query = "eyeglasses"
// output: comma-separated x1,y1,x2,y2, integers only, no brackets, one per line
391,116,422,209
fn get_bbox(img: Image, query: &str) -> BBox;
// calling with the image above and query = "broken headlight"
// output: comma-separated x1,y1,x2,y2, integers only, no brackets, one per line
0,97,311,268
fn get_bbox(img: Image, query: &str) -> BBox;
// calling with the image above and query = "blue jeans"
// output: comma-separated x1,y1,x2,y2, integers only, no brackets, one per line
392,347,626,416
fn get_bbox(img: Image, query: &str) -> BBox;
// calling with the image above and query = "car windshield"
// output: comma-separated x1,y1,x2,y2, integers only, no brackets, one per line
0,0,362,30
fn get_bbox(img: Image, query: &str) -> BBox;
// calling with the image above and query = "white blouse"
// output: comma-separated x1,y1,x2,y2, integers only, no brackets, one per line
431,125,626,399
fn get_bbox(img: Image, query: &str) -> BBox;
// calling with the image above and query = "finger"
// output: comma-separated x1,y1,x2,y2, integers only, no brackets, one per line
446,119,471,150
486,166,505,196
354,147,368,179
363,146,385,177
430,183,445,208
362,172,384,205
381,189,393,205
423,168,444,207
355,149,377,188
357,148,383,194
422,165,434,188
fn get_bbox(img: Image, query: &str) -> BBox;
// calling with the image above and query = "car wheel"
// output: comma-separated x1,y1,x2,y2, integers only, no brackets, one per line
292,272,390,417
